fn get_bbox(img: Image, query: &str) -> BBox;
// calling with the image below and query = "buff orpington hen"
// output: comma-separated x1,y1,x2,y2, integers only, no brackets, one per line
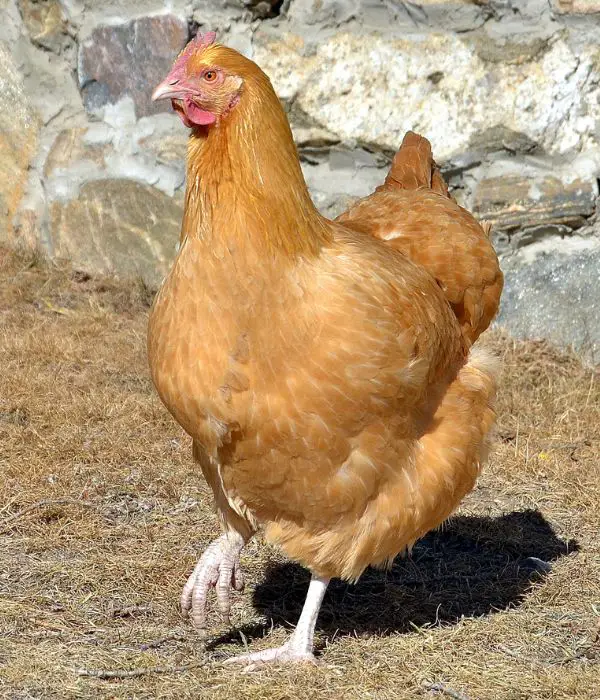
148,32,502,666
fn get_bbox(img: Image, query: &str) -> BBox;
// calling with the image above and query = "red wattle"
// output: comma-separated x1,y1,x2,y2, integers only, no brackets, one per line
183,97,217,126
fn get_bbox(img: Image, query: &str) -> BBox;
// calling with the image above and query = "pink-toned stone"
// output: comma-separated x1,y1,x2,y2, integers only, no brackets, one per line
78,15,188,118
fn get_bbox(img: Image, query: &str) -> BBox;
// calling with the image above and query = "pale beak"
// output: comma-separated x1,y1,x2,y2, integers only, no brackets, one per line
152,79,194,102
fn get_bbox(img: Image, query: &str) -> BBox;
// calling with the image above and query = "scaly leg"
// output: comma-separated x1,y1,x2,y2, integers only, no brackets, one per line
181,531,245,632
224,574,330,667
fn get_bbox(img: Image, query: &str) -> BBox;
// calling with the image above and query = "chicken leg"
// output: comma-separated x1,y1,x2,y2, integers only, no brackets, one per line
224,574,330,667
181,532,245,631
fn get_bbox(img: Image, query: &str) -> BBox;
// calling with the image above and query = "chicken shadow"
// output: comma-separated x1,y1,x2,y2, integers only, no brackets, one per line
214,509,577,648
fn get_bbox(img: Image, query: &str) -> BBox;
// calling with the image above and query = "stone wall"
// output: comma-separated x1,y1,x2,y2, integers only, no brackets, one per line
1,0,599,361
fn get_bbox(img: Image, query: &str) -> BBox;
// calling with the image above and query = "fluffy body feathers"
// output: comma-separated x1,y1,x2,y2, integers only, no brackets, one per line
338,132,503,346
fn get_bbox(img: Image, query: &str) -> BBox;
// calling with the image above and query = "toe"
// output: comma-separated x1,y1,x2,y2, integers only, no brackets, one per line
223,646,317,667
232,560,245,592
215,566,234,624
190,567,218,628
180,562,202,617
179,534,245,631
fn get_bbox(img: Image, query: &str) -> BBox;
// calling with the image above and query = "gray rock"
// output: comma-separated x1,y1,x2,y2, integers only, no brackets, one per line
138,131,190,166
384,0,492,32
254,32,600,160
44,128,107,177
468,126,538,155
49,179,181,287
287,0,360,27
472,174,597,235
37,112,186,204
78,14,189,119
0,0,22,46
497,241,600,363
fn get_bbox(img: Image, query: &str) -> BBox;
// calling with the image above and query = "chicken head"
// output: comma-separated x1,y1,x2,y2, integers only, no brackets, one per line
152,31,243,127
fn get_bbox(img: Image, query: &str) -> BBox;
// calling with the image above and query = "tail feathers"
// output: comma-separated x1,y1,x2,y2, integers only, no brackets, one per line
384,131,450,197
481,221,493,240
431,166,450,197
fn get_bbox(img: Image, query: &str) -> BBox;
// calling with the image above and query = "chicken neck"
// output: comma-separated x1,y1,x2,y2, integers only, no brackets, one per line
180,82,332,261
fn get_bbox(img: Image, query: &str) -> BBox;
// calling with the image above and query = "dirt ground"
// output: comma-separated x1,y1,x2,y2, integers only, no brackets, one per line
0,248,598,700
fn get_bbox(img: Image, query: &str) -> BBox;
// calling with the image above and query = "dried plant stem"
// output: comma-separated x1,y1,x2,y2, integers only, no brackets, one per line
0,498,95,534
77,663,206,679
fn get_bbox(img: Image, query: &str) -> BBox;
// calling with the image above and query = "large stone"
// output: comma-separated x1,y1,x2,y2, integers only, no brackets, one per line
18,0,67,52
49,180,181,287
416,0,489,3
78,15,188,119
138,131,190,166
472,174,597,235
44,128,107,177
0,42,40,244
254,33,600,160
497,242,600,363
554,0,600,11
287,0,490,31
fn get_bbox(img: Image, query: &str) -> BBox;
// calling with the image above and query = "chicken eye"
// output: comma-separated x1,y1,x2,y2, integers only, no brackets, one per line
203,70,218,83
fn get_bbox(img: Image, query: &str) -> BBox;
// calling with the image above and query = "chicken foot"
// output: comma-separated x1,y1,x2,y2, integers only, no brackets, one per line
224,574,330,668
181,531,245,632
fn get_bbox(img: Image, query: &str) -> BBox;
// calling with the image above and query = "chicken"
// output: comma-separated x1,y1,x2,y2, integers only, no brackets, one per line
148,32,501,666
336,132,503,347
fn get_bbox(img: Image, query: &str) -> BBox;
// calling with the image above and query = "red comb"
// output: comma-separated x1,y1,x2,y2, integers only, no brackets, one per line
195,31,216,47
168,30,217,80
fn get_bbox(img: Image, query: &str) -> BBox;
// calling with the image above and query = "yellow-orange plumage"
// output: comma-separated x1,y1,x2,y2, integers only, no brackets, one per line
338,131,503,346
148,38,501,660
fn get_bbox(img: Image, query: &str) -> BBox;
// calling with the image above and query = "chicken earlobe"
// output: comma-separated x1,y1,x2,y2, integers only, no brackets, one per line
224,575,330,668
180,532,245,633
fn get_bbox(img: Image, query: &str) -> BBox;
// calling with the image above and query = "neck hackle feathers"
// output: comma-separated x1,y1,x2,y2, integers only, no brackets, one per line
177,40,332,258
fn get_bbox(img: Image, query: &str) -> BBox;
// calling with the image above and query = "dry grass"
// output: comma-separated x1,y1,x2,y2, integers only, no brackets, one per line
0,247,598,700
